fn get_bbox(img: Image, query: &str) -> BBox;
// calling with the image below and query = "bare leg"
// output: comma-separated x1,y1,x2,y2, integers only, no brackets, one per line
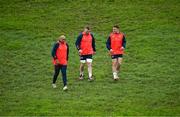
117,58,123,72
79,63,85,79
112,59,119,79
87,62,92,78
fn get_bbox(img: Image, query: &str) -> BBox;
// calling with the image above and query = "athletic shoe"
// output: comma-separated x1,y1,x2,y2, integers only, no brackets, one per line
52,84,57,88
79,74,84,80
63,86,68,91
113,76,119,81
88,76,94,82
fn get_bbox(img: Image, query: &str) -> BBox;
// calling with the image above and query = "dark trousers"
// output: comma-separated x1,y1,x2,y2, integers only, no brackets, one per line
53,64,67,86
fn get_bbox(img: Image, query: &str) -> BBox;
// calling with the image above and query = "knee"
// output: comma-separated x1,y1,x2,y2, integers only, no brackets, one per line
118,59,123,65
118,62,122,65
87,62,92,67
112,62,116,66
54,72,59,76
62,70,66,76
80,63,85,67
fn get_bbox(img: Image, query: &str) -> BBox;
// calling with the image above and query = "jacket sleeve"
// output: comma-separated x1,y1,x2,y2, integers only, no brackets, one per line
91,34,96,52
122,35,126,49
66,43,69,61
75,33,83,50
106,36,111,50
51,43,59,59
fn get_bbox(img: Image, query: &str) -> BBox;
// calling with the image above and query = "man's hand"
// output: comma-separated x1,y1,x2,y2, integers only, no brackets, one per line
55,59,60,65
78,49,82,54
121,47,125,50
93,51,96,55
110,49,113,53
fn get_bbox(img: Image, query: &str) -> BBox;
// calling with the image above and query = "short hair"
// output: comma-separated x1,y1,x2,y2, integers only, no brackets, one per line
113,25,119,29
85,26,90,30
59,35,66,40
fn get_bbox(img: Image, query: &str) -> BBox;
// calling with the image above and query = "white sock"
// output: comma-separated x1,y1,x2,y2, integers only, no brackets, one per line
113,72,117,78
88,73,92,78
80,72,84,76
87,65,92,78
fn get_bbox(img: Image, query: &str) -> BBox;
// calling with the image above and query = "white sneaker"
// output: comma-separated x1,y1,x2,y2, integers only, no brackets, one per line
52,84,57,88
113,72,119,80
79,74,84,80
114,75,119,80
63,86,68,91
88,76,94,82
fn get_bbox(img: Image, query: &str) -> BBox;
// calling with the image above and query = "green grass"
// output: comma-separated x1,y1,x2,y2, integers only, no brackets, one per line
0,0,180,116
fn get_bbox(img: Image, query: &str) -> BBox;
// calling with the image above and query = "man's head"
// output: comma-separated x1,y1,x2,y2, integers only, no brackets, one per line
84,26,90,34
59,35,66,43
113,25,120,33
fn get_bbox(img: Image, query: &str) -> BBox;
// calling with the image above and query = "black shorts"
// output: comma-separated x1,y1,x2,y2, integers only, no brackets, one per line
111,54,123,59
80,54,92,60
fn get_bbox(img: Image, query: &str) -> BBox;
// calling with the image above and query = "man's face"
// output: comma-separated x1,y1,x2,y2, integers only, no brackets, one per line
59,39,65,43
84,28,90,34
113,27,119,33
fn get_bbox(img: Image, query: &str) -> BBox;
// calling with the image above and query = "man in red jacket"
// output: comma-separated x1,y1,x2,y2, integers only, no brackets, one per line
51,35,69,90
75,26,96,81
106,25,126,80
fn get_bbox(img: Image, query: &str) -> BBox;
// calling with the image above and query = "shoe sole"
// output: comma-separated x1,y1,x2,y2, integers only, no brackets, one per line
88,79,94,82
113,78,119,81
63,89,68,91
78,78,84,80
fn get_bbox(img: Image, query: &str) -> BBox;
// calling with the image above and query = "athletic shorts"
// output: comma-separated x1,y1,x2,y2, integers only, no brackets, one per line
111,54,123,59
80,54,93,63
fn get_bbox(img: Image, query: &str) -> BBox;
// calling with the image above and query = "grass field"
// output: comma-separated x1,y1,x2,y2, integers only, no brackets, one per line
0,0,180,116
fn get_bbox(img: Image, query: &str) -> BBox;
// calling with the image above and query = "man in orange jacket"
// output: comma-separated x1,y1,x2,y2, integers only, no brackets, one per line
106,25,126,80
75,26,96,81
51,35,69,90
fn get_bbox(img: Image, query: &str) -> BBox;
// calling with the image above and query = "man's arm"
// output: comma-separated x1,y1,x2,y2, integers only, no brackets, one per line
75,33,83,50
66,43,69,61
106,36,111,50
91,34,96,52
122,35,126,49
51,43,59,59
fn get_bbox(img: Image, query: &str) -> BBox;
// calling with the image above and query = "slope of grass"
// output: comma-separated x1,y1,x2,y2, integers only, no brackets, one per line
0,0,180,116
